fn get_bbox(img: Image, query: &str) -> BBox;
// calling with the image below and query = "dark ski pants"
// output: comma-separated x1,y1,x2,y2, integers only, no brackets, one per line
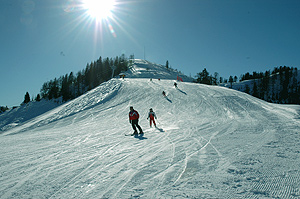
131,119,143,133
150,118,156,127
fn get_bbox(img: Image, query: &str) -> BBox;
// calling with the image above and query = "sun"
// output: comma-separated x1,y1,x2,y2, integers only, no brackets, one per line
81,0,115,21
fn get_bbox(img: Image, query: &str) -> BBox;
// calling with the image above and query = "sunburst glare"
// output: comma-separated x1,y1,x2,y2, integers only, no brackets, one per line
60,0,140,52
80,0,119,40
81,0,116,21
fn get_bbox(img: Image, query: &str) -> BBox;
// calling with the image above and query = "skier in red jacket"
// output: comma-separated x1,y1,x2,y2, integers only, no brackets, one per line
147,108,157,127
129,106,143,135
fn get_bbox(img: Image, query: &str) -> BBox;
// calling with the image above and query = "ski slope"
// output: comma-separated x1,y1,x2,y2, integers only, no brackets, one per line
1,60,300,198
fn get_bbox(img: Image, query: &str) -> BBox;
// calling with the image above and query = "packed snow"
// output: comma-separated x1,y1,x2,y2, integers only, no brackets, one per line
1,60,300,198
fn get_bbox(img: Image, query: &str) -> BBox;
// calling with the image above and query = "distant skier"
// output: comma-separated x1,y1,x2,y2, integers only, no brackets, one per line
129,106,143,135
162,91,166,97
174,82,178,88
147,108,157,127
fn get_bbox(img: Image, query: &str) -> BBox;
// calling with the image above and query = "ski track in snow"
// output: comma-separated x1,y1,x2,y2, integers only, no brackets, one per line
1,60,300,198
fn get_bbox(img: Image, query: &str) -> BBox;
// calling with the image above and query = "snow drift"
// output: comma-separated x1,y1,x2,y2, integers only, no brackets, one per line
1,60,300,198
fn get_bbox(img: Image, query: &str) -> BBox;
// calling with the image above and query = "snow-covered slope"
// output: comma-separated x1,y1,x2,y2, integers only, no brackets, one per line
0,100,60,132
1,60,300,198
125,59,194,82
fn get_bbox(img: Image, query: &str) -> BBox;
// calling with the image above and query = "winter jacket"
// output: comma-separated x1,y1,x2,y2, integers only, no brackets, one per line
129,110,139,120
148,111,156,120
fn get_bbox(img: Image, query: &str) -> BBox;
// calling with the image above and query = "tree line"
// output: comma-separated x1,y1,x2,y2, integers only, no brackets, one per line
195,66,300,105
195,68,238,86
40,55,128,102
18,55,129,106
240,66,299,104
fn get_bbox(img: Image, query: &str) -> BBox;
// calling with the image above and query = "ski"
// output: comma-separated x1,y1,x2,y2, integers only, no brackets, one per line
125,133,144,136
125,133,135,136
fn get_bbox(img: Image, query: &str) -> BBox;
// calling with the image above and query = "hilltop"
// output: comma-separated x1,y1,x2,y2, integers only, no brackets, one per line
125,59,194,82
1,60,300,198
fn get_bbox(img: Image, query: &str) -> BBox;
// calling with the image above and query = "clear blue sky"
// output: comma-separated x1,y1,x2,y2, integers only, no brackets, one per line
1,0,300,107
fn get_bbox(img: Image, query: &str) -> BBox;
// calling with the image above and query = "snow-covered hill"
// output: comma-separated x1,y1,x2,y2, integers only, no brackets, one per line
1,60,300,198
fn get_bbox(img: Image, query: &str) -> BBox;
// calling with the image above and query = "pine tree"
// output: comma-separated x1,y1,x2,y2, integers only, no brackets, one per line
36,94,41,101
61,74,71,101
244,85,250,94
252,82,259,98
48,78,59,99
196,68,211,85
234,76,238,83
219,77,223,84
213,72,219,85
24,92,30,104
0,106,9,113
229,76,234,88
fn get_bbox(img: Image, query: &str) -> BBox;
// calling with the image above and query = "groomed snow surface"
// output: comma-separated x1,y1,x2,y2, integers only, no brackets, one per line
1,60,300,198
